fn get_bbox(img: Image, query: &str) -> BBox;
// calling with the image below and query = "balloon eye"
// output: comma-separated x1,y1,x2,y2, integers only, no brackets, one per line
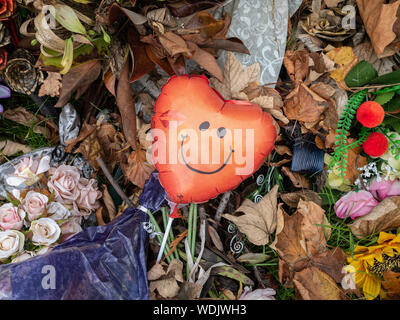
199,121,210,131
217,127,226,138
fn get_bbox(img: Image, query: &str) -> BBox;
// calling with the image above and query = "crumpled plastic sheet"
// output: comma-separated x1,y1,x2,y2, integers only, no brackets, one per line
0,172,166,300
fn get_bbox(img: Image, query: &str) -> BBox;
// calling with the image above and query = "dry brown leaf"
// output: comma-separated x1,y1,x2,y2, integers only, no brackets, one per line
126,149,154,188
96,122,126,169
382,271,400,299
2,107,52,139
298,200,330,255
38,72,62,97
210,51,260,99
280,190,322,208
357,0,400,57
148,259,184,299
222,185,279,246
95,207,106,226
281,166,310,189
324,0,342,7
353,41,395,76
310,82,336,100
74,124,105,170
102,184,116,221
350,196,400,239
138,123,152,150
116,59,137,148
283,82,329,123
283,50,309,83
207,225,224,251
186,41,223,82
0,140,32,156
343,142,367,184
293,267,348,300
159,32,193,57
326,46,358,88
271,200,330,267
55,60,101,108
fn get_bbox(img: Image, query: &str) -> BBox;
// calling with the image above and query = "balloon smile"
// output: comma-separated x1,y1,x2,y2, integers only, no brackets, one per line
180,135,234,175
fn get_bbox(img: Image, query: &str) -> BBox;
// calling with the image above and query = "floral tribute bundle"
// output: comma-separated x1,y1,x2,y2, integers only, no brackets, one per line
0,155,101,263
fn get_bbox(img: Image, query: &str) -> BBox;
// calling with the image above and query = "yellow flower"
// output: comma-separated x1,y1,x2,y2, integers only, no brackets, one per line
347,232,400,300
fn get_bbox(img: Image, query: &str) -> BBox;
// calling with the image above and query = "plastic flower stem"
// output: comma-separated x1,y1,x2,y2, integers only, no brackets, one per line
191,203,198,260
147,210,172,264
162,207,179,260
186,203,194,277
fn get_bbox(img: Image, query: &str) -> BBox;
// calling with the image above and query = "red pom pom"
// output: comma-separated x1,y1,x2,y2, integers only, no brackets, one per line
356,101,385,128
362,132,388,157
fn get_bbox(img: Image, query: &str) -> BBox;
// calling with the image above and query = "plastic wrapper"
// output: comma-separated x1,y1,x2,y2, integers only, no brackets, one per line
0,172,166,299
0,147,53,200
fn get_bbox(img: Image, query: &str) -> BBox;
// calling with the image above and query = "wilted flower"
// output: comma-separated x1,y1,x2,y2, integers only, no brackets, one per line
21,191,48,221
60,217,82,241
76,178,101,212
47,165,81,205
239,286,276,300
347,232,400,300
334,190,379,220
0,203,25,230
6,155,50,187
369,178,400,201
0,230,24,260
47,202,71,221
30,218,61,246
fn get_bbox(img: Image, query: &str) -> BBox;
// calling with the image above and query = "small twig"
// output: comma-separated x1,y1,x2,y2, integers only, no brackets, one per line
96,156,134,207
243,246,266,288
215,191,231,223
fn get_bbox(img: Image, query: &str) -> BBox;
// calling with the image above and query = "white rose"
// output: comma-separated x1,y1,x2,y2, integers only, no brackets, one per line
30,218,61,246
47,202,71,221
0,230,25,260
22,191,48,221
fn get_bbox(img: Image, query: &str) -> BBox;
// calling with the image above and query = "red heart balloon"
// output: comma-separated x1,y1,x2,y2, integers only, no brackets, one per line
151,75,276,203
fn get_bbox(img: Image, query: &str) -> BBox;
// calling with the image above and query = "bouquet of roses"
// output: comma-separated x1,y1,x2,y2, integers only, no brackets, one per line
0,155,102,264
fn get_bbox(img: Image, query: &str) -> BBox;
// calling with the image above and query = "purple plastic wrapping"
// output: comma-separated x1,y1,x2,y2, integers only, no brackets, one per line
0,172,166,300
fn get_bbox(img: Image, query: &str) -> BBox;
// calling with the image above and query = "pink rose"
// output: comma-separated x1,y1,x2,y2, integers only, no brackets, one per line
334,190,379,220
47,165,81,205
76,178,101,212
0,204,25,230
369,178,400,201
22,191,48,221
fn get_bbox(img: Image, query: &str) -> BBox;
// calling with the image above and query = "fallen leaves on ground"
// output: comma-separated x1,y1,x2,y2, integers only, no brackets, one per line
350,196,400,239
148,259,184,299
270,200,347,299
222,185,278,246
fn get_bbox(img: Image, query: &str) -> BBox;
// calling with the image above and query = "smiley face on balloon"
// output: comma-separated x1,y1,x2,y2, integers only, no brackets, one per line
151,75,276,204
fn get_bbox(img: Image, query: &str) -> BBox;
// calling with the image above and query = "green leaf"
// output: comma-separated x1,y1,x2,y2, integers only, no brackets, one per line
6,191,20,207
216,265,254,286
371,69,400,85
344,61,378,88
383,116,400,132
60,37,74,74
374,91,395,105
383,95,400,113
55,4,86,35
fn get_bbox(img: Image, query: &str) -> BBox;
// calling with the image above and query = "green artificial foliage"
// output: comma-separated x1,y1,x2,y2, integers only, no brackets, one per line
329,89,368,177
